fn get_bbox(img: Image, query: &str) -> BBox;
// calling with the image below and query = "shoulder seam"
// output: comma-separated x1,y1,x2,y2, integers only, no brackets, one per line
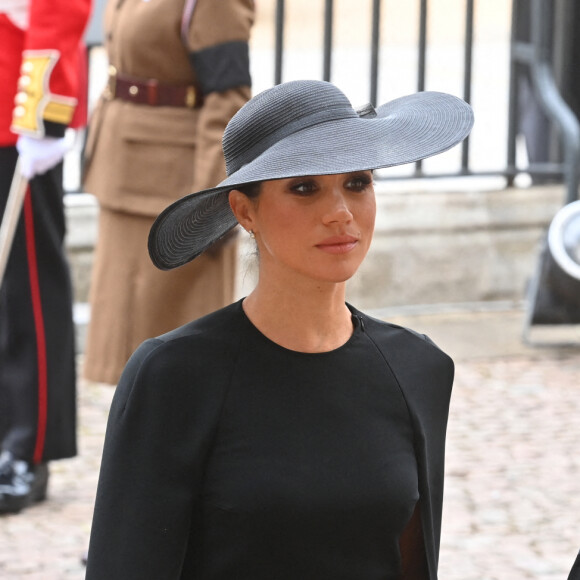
197,328,245,475
362,330,416,434
357,309,448,356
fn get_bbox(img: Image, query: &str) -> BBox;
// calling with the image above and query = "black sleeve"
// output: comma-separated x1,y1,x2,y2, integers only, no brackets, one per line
363,318,454,578
568,550,580,580
43,120,67,138
85,338,226,579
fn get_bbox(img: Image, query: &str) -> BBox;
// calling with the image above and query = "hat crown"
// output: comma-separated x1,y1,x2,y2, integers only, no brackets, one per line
223,80,357,176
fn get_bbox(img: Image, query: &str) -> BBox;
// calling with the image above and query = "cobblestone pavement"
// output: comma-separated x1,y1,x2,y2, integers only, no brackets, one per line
440,353,580,580
0,312,579,579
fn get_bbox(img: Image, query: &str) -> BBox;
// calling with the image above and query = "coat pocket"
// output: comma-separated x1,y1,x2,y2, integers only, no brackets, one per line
118,105,200,202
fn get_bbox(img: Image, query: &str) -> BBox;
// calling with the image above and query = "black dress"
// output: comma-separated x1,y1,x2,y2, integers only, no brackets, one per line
85,300,454,580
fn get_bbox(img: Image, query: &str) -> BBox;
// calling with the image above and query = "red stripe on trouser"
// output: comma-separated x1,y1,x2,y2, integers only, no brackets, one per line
23,190,48,464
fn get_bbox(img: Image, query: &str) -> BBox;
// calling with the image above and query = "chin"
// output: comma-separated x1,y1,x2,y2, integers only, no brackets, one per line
286,253,366,285
311,266,361,285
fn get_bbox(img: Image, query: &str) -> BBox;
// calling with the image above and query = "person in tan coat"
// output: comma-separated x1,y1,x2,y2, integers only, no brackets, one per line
83,0,254,385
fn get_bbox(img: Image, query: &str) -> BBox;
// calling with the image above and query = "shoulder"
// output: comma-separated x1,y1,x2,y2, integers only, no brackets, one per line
140,301,243,367
114,302,245,408
352,305,453,368
350,305,454,418
189,0,254,48
156,300,245,350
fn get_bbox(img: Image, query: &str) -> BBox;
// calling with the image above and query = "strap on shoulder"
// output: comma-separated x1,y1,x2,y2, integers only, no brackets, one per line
181,0,199,49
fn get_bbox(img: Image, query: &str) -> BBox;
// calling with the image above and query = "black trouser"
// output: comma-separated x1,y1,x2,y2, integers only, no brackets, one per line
0,146,76,464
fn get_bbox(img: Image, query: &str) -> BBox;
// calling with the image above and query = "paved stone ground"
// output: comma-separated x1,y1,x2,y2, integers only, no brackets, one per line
0,308,579,579
441,354,580,580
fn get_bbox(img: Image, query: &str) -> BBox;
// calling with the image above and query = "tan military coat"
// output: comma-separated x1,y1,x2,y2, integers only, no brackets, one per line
82,0,254,385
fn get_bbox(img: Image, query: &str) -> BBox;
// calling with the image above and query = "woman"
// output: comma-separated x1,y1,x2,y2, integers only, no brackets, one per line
85,79,474,579
82,0,254,385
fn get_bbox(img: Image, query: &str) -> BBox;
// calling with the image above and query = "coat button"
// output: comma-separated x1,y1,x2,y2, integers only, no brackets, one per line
18,75,31,89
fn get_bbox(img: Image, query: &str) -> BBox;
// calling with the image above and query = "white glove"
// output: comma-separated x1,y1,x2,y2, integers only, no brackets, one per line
16,135,72,180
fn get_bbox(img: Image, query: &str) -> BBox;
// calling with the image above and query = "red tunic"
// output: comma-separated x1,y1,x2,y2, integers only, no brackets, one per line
0,0,92,146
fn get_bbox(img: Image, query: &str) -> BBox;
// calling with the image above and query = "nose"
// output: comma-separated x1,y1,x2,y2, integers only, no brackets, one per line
322,187,353,224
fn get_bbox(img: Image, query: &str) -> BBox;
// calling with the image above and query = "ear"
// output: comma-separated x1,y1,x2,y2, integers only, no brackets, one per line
229,189,257,233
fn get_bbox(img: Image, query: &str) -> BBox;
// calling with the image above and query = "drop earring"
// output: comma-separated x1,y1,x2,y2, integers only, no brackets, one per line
248,230,255,239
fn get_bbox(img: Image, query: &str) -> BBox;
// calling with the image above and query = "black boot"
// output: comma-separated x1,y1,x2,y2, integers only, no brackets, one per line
0,450,49,514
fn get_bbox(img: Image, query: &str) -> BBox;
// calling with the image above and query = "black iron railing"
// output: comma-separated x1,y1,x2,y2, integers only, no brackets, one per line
78,0,579,202
271,0,579,201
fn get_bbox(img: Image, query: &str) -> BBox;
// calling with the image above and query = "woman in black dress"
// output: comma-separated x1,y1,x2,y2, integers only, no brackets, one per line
85,79,473,579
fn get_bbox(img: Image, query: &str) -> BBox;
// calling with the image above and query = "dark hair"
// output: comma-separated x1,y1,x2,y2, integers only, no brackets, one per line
235,181,262,199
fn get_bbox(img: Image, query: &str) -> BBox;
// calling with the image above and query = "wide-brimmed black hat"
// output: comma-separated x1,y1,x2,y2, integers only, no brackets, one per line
149,79,474,270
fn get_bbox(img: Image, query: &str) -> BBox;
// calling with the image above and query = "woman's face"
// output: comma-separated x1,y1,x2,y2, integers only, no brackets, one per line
232,171,376,285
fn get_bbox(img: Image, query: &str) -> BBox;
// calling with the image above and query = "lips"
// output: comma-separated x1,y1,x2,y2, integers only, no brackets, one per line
316,235,359,254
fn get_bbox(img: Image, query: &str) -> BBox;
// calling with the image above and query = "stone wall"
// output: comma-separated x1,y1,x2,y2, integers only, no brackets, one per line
346,184,565,309
65,184,566,310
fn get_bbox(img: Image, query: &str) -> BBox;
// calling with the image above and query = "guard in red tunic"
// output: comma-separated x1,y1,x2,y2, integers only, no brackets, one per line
0,0,92,513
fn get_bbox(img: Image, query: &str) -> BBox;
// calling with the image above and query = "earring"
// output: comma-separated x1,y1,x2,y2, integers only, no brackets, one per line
248,230,255,239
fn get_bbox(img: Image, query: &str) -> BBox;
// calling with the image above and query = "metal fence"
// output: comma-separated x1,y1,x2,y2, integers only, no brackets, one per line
273,0,474,179
79,0,580,202
273,0,579,202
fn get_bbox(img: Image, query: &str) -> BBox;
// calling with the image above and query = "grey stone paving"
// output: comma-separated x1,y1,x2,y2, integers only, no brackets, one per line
441,353,580,579
0,308,579,579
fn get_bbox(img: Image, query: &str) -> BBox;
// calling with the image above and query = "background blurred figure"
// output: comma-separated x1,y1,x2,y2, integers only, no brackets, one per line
0,0,91,513
82,0,254,386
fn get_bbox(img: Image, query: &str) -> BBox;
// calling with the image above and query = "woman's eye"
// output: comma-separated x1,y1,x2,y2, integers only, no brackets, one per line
347,176,372,191
291,181,317,194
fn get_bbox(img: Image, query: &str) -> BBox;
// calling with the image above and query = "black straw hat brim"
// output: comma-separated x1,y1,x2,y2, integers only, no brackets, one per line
149,90,474,270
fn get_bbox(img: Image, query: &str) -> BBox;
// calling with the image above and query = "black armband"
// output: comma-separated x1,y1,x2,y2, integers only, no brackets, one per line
189,40,251,95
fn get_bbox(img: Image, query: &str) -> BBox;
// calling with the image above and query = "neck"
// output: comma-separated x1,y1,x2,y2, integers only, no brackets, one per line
242,275,354,353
